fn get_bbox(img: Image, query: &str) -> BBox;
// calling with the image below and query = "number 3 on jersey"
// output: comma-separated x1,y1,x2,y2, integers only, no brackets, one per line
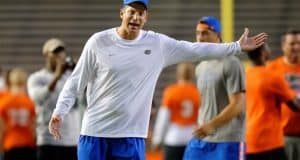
181,100,194,118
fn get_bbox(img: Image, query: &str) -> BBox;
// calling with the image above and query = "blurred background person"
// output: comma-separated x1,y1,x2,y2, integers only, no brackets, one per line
246,44,300,160
151,62,200,160
0,67,5,92
267,29,300,160
0,68,8,104
184,16,246,160
0,68,36,160
27,38,81,160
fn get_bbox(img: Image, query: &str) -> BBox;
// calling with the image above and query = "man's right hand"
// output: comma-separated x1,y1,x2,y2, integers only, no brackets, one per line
49,114,62,140
48,58,67,91
54,57,67,80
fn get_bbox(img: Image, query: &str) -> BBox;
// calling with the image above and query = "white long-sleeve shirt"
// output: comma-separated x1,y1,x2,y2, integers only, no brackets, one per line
54,28,242,138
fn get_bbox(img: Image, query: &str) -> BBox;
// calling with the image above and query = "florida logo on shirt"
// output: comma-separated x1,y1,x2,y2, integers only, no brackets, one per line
144,49,151,55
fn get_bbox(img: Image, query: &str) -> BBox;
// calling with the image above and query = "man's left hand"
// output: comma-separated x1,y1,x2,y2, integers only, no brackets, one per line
238,28,268,52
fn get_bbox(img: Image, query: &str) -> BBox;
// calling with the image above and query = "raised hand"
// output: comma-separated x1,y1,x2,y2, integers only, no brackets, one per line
238,28,268,52
54,57,67,80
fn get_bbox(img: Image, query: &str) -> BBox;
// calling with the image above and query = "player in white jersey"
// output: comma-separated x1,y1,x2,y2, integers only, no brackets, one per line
48,0,267,159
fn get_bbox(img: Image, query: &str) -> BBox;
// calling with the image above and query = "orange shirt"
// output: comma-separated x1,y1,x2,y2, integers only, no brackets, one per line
0,92,36,151
162,83,200,126
0,90,9,98
246,66,296,153
267,57,300,136
146,150,163,160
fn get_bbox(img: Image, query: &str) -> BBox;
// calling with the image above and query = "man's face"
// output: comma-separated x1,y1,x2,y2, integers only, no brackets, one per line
120,3,148,34
196,27,220,43
282,34,300,64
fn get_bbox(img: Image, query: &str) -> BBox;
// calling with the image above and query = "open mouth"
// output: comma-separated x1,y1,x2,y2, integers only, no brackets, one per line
128,23,140,29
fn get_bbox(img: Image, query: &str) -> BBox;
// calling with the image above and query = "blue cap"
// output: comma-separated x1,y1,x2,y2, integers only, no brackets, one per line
199,16,221,33
123,0,149,9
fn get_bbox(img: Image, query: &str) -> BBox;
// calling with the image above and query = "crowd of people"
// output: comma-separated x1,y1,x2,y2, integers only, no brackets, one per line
0,0,299,160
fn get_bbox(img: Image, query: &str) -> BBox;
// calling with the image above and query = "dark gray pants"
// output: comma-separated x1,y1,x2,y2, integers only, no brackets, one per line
164,145,186,160
284,136,300,160
246,147,286,160
37,145,77,160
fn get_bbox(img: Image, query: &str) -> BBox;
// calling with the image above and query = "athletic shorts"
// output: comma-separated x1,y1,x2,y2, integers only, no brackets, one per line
78,135,145,160
183,138,245,160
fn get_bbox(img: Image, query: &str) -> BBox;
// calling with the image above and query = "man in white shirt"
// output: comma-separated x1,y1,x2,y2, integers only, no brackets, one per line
27,38,81,160
48,0,267,159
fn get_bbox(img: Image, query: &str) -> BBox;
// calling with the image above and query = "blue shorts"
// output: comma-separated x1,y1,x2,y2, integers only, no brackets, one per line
183,138,245,160
78,135,145,160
